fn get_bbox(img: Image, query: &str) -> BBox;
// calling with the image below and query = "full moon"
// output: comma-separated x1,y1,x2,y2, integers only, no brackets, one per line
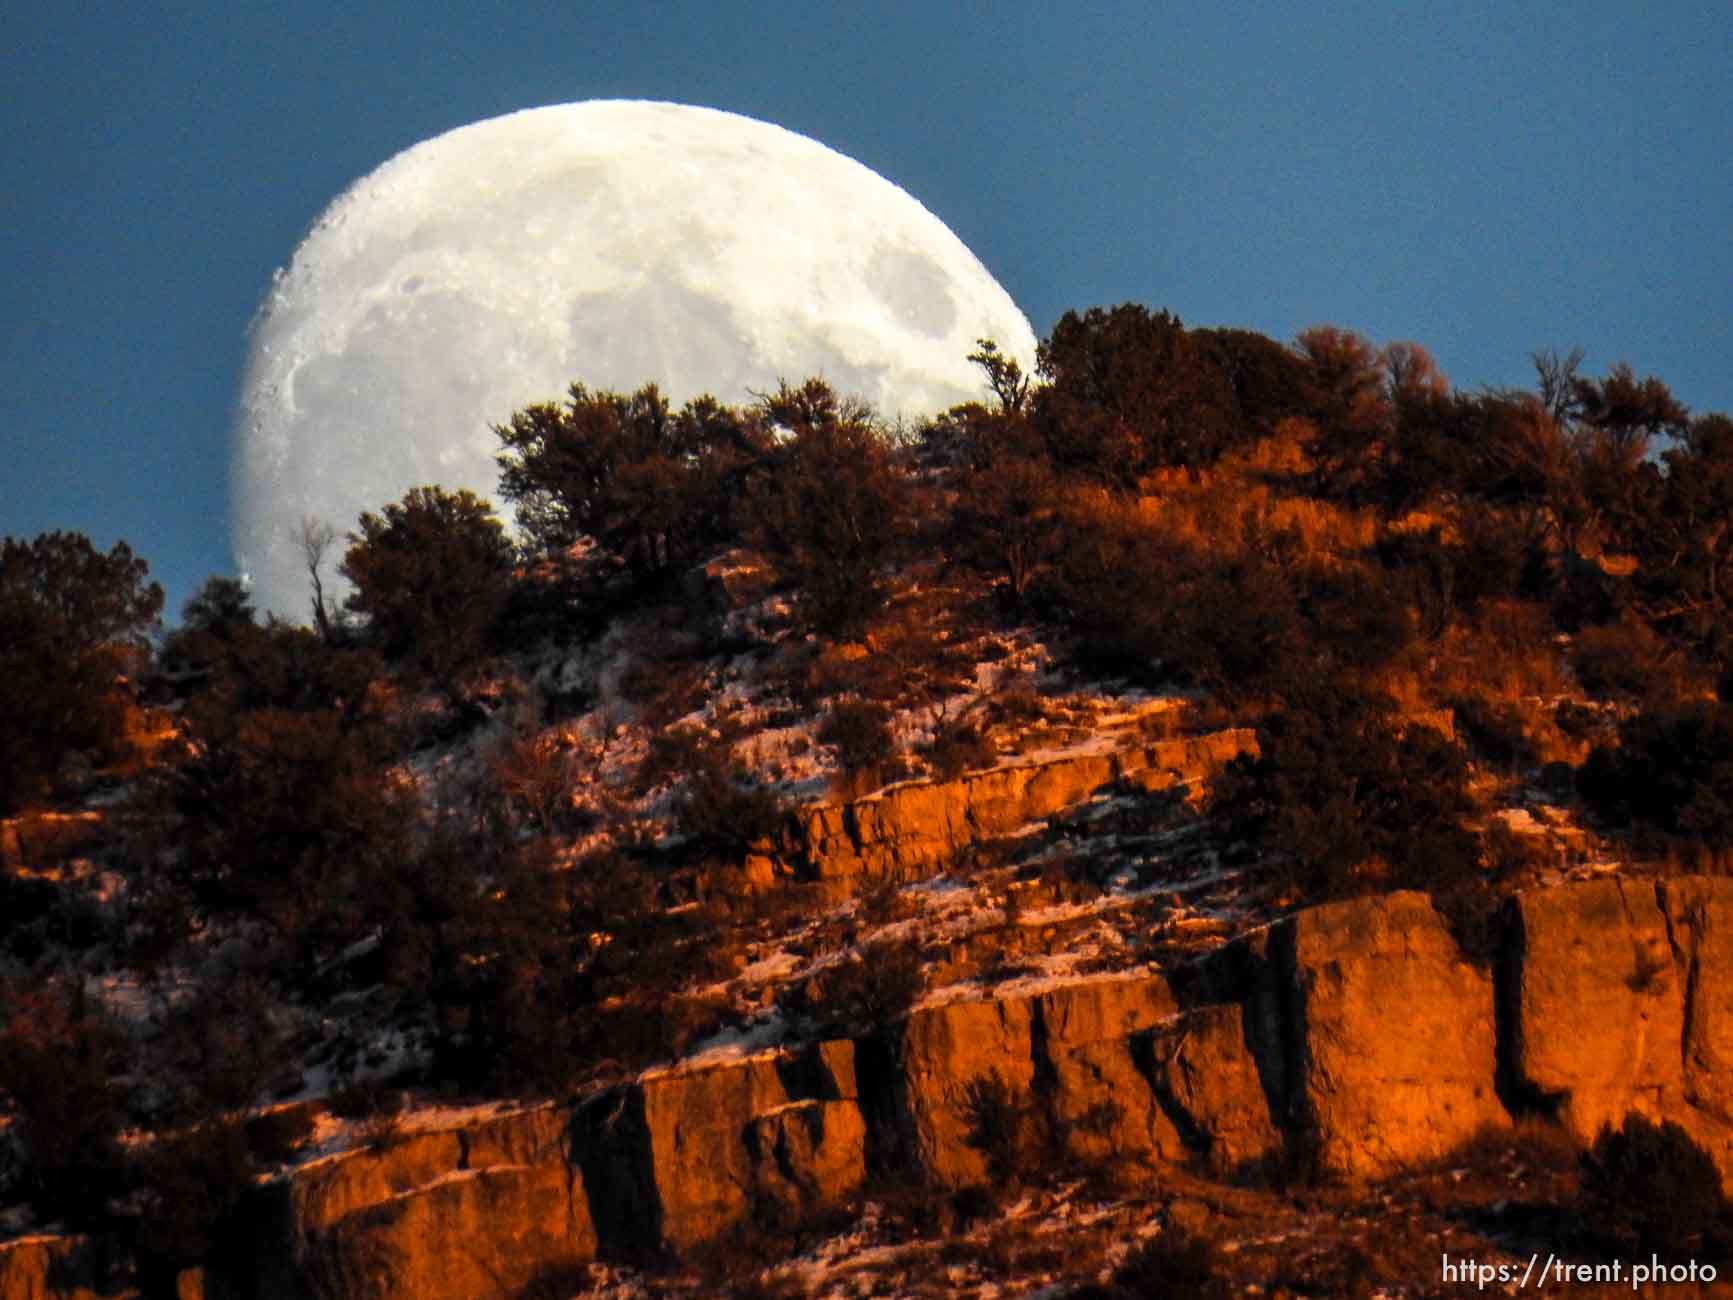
234,99,1036,617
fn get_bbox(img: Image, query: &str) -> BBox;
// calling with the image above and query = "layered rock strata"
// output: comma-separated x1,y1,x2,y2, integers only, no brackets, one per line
12,878,1733,1300
761,728,1258,895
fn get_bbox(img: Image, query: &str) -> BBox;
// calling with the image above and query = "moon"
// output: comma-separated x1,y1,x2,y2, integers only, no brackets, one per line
233,99,1037,617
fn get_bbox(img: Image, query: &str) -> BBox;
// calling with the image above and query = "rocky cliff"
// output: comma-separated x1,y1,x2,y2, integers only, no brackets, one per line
8,875,1733,1299
755,728,1258,896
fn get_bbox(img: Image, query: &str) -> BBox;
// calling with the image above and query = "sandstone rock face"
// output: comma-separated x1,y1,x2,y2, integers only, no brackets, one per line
1154,1002,1282,1175
23,876,1733,1297
581,1040,868,1256
639,1056,807,1251
790,730,1257,896
314,1164,589,1300
1660,877,1733,1122
222,1104,591,1300
287,1130,465,1238
744,1101,868,1225
1661,877,1733,1184
1281,891,1505,1179
897,995,1039,1187
1505,876,1733,1185
889,972,1187,1185
1510,878,1685,1139
1037,974,1182,1167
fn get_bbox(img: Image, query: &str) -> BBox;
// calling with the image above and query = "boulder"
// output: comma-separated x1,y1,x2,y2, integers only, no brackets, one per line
1511,878,1685,1140
1282,891,1505,1179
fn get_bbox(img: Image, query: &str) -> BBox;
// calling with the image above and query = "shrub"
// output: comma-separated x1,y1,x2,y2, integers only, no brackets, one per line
1043,493,1323,698
779,942,922,1036
925,719,996,781
1576,1116,1729,1256
174,706,416,969
244,1106,317,1166
414,836,596,1095
327,1080,407,1121
951,456,1064,602
1373,526,1460,639
339,485,515,681
494,383,768,574
159,974,284,1118
819,698,897,780
1034,304,1244,480
178,616,387,729
1454,502,1547,607
962,1074,1047,1187
0,872,59,962
1214,684,1478,900
157,575,259,691
1450,694,1542,768
489,724,580,833
1573,619,1682,701
748,380,908,635
1110,1227,1232,1299
1579,700,1733,847
679,747,789,854
0,532,162,812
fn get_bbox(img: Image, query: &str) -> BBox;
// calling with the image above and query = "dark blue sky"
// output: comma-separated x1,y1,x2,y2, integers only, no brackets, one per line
5,1,1730,618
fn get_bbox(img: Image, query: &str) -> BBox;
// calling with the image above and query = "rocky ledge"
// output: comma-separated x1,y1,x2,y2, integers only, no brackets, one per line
6,874,1730,1299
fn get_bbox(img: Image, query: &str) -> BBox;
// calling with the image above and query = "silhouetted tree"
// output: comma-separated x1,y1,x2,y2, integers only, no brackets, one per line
1194,326,1313,438
749,379,906,635
1035,304,1240,481
1633,412,1733,650
158,576,259,691
495,383,770,577
0,532,162,812
1295,324,1390,495
968,337,1031,415
180,576,255,635
1377,388,1478,513
294,517,339,641
1381,341,1448,406
1532,346,1586,426
339,486,515,679
1371,345,1461,513
1573,361,1689,450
